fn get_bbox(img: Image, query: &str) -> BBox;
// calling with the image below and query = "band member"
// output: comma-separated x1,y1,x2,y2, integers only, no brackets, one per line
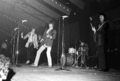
90,13,109,71
21,28,38,64
31,20,57,67
78,41,89,68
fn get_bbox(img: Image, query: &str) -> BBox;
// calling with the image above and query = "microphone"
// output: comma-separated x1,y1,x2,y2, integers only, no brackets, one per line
14,27,19,31
22,20,27,23
62,15,68,19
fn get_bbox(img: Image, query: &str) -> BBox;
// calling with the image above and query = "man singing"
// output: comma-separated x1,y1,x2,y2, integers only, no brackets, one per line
21,28,38,64
31,20,57,68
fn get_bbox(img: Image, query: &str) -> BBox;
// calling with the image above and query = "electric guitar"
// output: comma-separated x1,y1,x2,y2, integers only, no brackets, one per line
40,33,52,46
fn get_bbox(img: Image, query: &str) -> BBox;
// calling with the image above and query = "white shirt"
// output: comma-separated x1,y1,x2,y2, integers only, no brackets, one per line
24,32,38,48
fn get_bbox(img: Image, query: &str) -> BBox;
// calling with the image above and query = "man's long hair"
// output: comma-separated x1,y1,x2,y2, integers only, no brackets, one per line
45,20,56,29
99,12,107,21
49,20,56,27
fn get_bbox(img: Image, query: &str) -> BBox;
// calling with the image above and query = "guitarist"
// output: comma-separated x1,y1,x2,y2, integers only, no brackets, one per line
31,20,57,68
90,13,109,72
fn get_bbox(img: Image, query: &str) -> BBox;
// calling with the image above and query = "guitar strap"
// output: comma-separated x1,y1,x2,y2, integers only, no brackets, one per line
97,21,107,31
46,29,53,35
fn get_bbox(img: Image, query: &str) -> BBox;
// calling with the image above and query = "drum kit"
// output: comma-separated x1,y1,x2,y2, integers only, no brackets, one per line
65,42,89,68
66,47,76,66
57,39,89,70
65,47,79,67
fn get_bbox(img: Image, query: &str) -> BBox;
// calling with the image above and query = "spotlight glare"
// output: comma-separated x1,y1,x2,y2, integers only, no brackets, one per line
16,50,19,54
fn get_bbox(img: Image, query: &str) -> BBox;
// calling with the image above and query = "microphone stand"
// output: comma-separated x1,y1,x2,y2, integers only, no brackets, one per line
14,21,21,67
55,16,70,71
12,20,27,67
57,17,61,66
11,30,16,65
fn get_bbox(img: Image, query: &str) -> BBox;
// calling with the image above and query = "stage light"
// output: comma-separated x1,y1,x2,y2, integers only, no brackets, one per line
62,15,68,18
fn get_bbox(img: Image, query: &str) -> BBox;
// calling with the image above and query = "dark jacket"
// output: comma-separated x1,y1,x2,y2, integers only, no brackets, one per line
42,29,57,46
96,22,109,46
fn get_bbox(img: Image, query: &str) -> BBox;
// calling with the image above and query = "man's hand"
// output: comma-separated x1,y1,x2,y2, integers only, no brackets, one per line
47,35,52,39
49,36,52,39
21,32,24,38
92,26,96,32
90,23,96,34
89,17,92,21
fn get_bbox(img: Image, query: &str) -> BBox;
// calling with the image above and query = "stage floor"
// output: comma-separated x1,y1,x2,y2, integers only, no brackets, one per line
9,64,120,81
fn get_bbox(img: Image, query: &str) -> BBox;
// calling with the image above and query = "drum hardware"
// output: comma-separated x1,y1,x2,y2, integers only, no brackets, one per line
72,53,80,67
71,40,80,67
72,44,89,68
78,51,89,68
79,58,88,68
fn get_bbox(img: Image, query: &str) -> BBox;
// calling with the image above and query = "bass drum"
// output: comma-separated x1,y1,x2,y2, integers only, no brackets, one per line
65,54,74,66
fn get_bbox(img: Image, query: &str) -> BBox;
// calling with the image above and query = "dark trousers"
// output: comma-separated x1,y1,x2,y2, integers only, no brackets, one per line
97,45,106,70
26,44,34,63
104,44,110,70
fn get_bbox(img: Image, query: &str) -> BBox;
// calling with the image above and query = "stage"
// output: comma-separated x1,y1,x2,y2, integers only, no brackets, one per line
7,64,120,81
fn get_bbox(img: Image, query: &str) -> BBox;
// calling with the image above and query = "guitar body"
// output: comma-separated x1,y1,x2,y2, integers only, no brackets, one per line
40,37,47,46
39,29,53,47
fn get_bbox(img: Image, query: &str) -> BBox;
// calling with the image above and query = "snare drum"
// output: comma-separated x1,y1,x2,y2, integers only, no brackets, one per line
68,47,76,54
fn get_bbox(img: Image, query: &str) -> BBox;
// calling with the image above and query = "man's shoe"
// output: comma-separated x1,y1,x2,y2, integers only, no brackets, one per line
98,69,109,72
48,65,52,68
38,66,41,68
31,64,37,67
26,60,30,64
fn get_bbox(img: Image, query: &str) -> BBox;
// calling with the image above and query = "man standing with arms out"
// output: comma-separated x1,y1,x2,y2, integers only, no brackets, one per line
21,28,38,64
31,20,57,68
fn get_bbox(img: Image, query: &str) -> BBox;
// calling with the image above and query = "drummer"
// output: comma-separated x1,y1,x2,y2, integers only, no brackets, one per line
78,41,89,68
